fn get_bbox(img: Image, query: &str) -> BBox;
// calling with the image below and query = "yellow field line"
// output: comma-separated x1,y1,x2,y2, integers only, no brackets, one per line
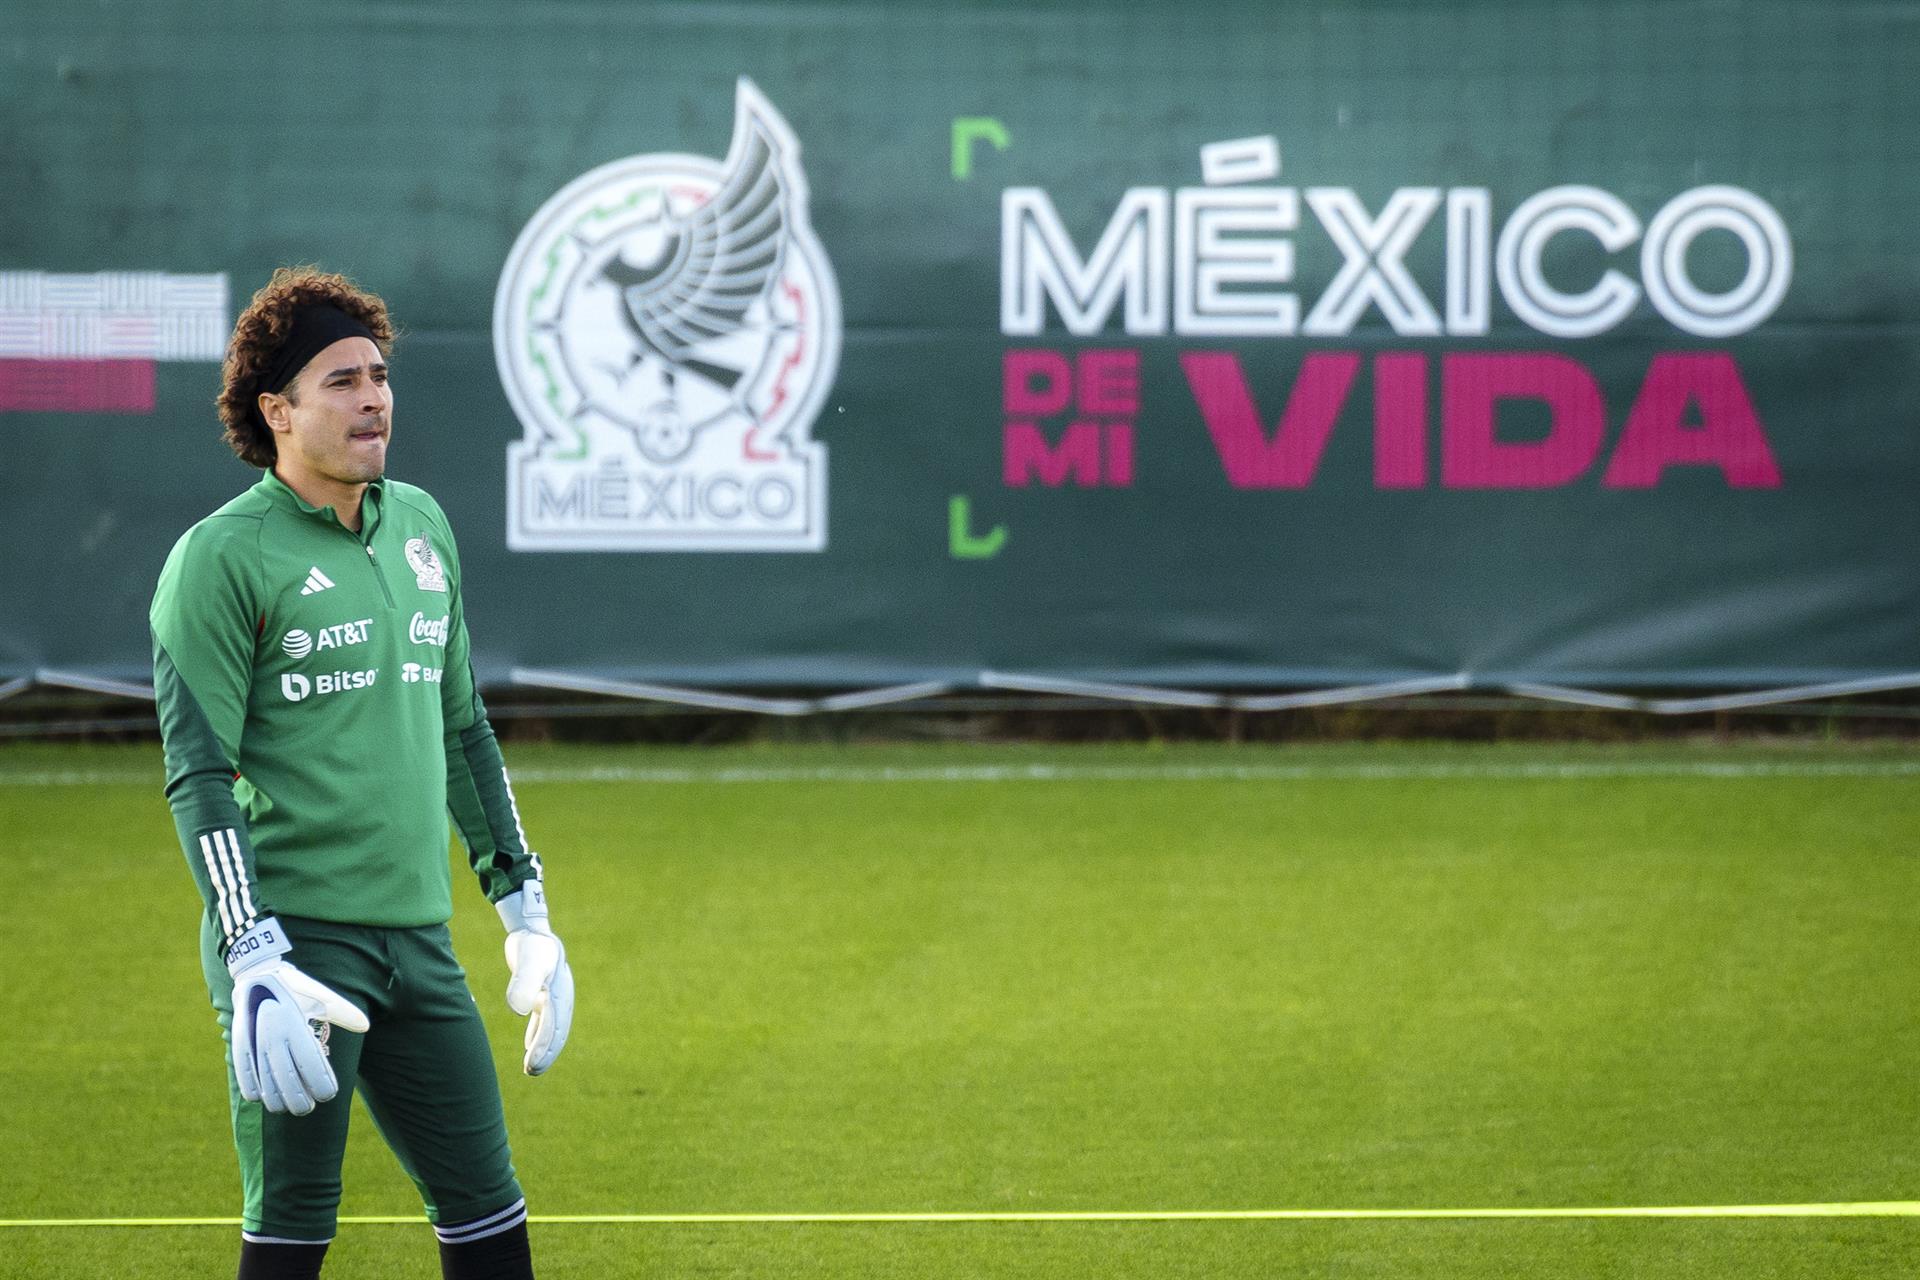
5,1203,1917,1227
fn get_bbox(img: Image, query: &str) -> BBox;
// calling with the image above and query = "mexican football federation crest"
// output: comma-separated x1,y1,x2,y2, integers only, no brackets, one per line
495,79,840,551
403,536,447,592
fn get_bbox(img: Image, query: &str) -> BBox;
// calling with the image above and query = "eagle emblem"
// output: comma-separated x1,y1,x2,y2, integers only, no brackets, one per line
592,103,791,462
496,79,839,552
403,536,446,592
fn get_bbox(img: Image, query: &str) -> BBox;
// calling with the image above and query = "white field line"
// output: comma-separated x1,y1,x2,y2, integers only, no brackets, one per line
6,760,1920,788
4,1202,1917,1228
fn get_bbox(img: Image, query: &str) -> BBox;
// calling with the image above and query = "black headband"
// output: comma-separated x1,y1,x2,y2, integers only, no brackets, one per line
259,304,379,399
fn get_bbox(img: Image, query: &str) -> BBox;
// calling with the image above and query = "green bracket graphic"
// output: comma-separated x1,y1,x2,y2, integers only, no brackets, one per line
949,495,1007,559
951,117,1010,180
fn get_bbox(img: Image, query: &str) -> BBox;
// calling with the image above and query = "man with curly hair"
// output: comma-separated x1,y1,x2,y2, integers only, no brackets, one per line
150,267,573,1280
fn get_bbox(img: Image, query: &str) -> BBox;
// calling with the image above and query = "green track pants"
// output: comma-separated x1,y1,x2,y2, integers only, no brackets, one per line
201,914,524,1242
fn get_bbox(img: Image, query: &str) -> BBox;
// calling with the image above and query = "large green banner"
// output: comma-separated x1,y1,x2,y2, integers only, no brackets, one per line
7,2,1917,695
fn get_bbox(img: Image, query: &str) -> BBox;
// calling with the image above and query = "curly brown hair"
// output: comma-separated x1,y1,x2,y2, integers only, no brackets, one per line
216,266,396,468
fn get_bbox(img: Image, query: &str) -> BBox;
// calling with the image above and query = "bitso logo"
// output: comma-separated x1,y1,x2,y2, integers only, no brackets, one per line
280,669,377,703
495,77,840,551
282,629,313,659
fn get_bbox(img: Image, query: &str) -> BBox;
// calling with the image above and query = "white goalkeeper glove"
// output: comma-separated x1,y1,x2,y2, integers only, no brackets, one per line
497,882,573,1076
226,918,370,1116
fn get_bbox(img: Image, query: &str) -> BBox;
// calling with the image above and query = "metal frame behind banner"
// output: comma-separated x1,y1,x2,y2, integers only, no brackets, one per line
14,667,1920,717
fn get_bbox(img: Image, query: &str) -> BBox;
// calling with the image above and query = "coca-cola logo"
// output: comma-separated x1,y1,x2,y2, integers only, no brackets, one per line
409,611,450,647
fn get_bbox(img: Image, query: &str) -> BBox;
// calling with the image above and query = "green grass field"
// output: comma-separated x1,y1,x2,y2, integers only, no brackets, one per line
2,739,1916,1277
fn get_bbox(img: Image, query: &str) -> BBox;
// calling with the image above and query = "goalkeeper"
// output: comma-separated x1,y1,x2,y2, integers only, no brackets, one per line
151,267,573,1280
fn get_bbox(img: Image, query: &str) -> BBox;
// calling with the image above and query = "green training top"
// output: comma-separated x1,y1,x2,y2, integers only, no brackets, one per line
151,470,541,951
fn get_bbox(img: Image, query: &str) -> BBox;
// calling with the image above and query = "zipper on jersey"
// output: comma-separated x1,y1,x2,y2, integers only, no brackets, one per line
361,536,396,608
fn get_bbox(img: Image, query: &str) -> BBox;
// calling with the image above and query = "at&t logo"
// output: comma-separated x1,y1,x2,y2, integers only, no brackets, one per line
281,619,372,660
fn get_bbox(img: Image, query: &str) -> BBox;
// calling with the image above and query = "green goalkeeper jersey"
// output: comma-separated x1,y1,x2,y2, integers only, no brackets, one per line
152,469,540,951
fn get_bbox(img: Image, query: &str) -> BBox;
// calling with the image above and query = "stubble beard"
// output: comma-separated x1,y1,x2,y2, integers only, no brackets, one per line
336,419,389,484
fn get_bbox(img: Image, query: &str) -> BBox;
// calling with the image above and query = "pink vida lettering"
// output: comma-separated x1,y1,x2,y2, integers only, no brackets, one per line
1179,350,1781,491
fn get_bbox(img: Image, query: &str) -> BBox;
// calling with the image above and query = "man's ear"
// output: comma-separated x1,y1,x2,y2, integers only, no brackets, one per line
257,391,290,434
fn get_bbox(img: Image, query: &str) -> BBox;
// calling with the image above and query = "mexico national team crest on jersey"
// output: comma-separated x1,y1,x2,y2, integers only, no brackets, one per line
404,536,447,592
494,78,841,552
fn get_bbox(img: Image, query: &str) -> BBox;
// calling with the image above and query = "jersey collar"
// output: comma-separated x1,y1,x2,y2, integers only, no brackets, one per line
257,469,387,537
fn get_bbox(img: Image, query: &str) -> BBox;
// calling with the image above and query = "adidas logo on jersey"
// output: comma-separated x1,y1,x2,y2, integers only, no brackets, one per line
299,567,336,595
